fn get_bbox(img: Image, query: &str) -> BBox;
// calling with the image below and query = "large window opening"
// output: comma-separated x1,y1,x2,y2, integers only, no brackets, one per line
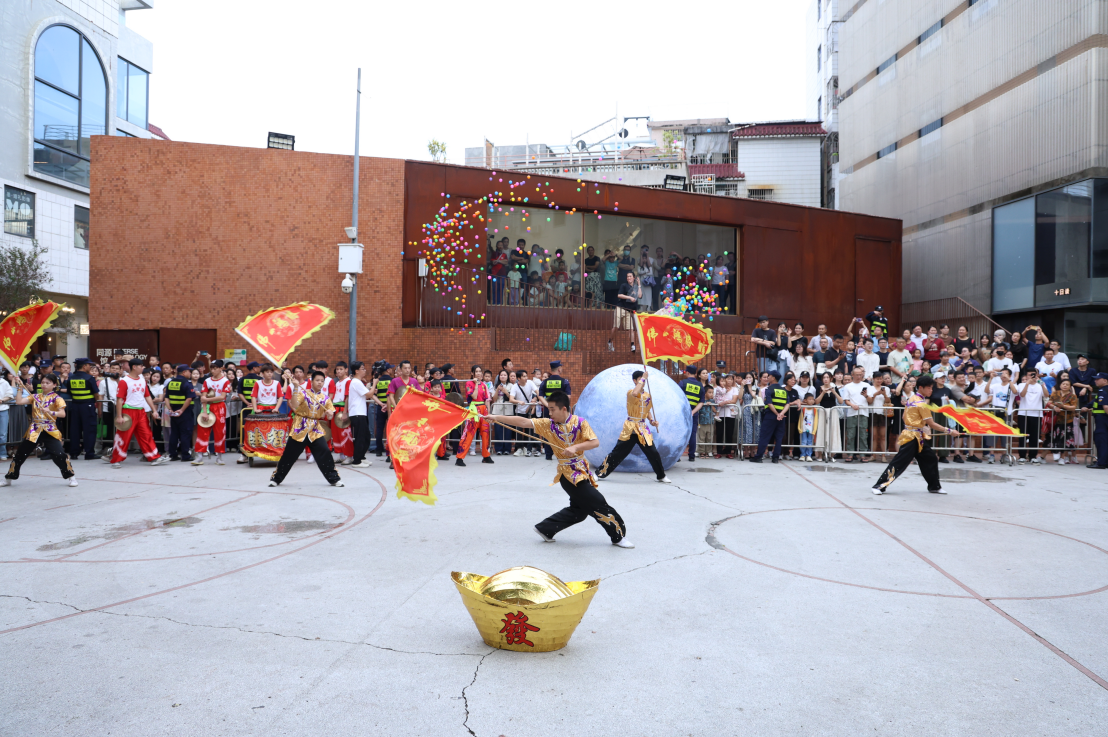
33,25,106,188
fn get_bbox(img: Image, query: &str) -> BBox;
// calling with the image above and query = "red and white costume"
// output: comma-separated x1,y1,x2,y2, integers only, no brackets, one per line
457,381,492,459
111,375,161,463
251,380,282,412
330,376,353,458
195,375,232,454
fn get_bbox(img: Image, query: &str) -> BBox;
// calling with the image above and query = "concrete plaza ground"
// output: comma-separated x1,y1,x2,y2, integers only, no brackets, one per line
2,453,1108,736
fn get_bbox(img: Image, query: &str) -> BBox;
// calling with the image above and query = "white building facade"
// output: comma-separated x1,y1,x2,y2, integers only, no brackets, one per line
807,0,842,208
0,0,159,361
838,0,1108,363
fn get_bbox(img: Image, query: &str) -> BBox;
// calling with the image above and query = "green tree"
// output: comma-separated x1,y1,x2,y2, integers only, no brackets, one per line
428,139,447,163
0,241,77,332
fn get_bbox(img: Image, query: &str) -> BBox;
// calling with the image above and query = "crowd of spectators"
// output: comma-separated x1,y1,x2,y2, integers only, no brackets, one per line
485,238,737,315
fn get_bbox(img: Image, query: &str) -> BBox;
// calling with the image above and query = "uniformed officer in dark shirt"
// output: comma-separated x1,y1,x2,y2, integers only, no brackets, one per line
1091,373,1108,469
373,363,394,455
165,365,197,461
539,361,572,459
865,306,889,337
239,362,261,398
676,365,704,461
751,371,793,463
65,358,101,460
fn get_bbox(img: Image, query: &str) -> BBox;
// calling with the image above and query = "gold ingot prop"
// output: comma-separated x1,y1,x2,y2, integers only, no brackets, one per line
451,566,600,652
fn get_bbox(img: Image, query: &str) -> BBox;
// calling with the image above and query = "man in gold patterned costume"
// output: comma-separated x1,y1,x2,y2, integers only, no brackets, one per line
596,371,671,483
495,392,634,548
269,371,343,488
3,373,77,488
873,375,960,495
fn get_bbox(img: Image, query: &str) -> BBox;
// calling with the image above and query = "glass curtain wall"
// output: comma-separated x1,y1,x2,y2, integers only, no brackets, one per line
484,205,735,312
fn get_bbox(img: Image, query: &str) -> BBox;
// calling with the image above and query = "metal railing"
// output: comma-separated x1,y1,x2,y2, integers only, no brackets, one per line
900,297,1005,345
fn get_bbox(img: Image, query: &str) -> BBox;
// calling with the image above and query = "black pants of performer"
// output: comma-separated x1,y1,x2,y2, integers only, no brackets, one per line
716,416,737,455
351,415,371,463
374,407,388,455
68,402,98,459
874,439,941,491
754,411,787,460
169,413,194,460
271,435,340,485
6,435,74,480
1018,416,1041,460
100,407,116,455
598,436,666,480
536,477,626,543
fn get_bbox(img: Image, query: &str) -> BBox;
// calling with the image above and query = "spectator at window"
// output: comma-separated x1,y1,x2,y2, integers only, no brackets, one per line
507,266,522,305
710,256,729,312
617,246,636,285
583,246,602,302
528,243,546,279
637,248,654,310
510,238,529,274
726,252,737,314
602,250,620,306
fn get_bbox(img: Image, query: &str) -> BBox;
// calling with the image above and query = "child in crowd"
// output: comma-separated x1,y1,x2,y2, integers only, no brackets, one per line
799,394,818,461
508,268,522,305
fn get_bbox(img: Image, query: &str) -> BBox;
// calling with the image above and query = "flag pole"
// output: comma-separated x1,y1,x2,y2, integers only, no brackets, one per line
636,314,659,425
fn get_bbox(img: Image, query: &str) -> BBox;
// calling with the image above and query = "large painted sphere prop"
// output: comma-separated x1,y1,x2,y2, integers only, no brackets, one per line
575,364,692,473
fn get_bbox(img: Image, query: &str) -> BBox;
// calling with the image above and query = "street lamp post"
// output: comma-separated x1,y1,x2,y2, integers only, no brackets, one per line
348,68,361,363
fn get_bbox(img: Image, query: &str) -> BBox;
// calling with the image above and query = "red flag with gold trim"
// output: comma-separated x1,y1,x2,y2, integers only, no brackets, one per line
388,388,474,505
929,405,1022,436
635,313,714,364
234,303,335,367
0,300,65,373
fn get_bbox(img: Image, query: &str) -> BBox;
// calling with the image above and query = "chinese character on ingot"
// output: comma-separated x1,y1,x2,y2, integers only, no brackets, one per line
499,611,540,647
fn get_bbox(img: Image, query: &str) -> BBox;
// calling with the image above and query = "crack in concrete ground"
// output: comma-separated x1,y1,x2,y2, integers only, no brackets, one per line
1,594,484,656
606,549,715,580
461,650,494,736
670,482,745,511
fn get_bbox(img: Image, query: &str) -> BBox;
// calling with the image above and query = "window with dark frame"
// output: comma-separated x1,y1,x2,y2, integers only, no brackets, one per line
74,204,89,249
877,142,897,159
33,25,107,188
919,118,943,138
4,186,35,238
877,53,897,74
817,45,822,72
748,189,772,201
919,19,942,43
116,57,149,129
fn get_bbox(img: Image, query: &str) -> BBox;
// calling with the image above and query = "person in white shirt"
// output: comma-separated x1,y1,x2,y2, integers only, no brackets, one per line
966,367,994,462
789,342,815,378
886,338,912,379
838,367,873,462
869,372,891,459
1035,348,1064,393
908,325,927,353
509,370,539,456
857,339,880,379
346,361,372,467
0,370,12,460
1014,369,1045,463
1048,340,1071,371
983,347,1015,378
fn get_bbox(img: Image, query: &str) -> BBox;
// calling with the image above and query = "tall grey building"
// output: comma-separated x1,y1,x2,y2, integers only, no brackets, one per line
838,0,1108,360
1,0,160,360
807,0,842,209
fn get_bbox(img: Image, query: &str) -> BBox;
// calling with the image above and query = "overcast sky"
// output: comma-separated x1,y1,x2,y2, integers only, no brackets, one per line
128,0,809,164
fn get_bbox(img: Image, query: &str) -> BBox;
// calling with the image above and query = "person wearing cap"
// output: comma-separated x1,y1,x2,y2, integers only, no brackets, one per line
65,358,102,460
677,365,705,461
750,370,798,464
865,306,888,337
1090,373,1108,469
164,365,196,461
2,371,78,488
192,359,232,466
538,361,571,460
109,359,170,469
872,375,959,494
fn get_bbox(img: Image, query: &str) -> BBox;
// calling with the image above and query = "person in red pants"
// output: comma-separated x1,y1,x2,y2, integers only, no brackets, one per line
111,359,169,468
456,364,494,466
426,379,449,460
192,359,232,466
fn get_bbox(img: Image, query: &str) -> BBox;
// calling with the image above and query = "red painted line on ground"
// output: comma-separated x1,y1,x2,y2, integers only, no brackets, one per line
0,470,388,636
786,465,1108,692
44,504,73,511
0,518,15,525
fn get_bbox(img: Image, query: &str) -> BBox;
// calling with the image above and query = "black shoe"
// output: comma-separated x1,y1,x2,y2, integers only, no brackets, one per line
482,457,494,464
85,454,102,461
967,456,982,463
938,457,949,464
375,451,383,457
168,456,179,462
771,457,779,464
749,458,763,463
953,455,965,464
689,456,696,462
455,458,466,467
